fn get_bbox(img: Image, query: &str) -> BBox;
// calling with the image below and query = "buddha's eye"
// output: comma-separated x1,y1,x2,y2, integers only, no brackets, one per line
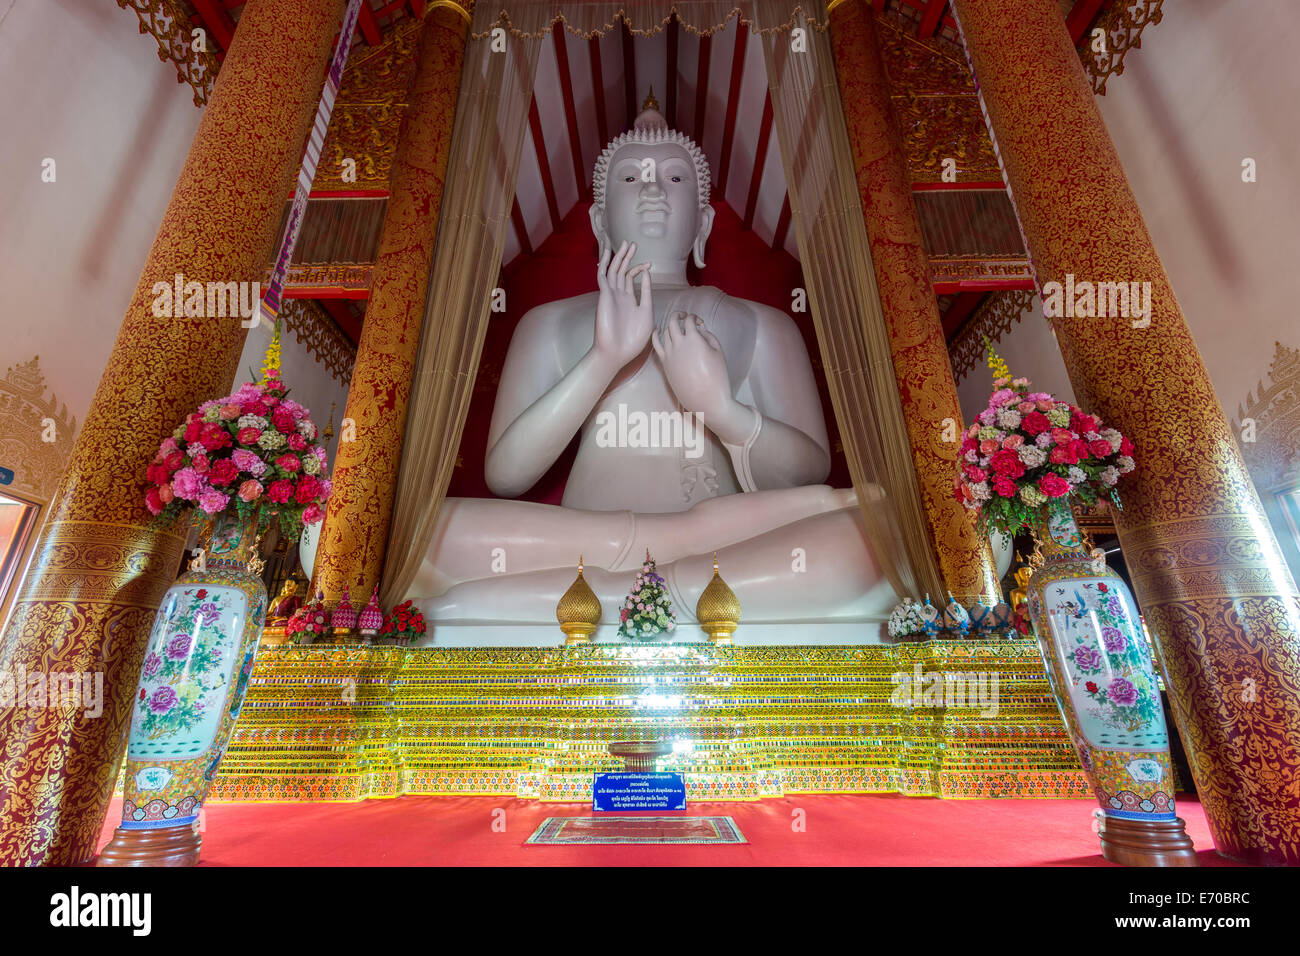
670,175,683,183
624,176,636,183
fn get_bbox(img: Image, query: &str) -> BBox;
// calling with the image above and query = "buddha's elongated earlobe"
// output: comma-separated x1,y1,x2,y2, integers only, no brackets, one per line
692,203,715,268
589,203,610,262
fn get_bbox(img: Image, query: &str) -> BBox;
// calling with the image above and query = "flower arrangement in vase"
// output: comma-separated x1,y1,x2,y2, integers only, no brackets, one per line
103,330,334,867
949,344,1195,865
618,550,676,640
952,341,1133,538
380,599,426,645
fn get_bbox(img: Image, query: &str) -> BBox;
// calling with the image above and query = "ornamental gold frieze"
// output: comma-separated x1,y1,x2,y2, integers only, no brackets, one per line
1084,0,1164,95
269,263,374,294
928,256,1033,287
313,15,426,191
1122,513,1290,602
19,521,184,607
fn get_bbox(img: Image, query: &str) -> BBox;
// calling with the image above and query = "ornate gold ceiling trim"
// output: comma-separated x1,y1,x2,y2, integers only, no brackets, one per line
1085,0,1164,96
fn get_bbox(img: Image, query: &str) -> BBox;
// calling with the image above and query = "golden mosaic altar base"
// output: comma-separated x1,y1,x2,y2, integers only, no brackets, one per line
209,641,1090,802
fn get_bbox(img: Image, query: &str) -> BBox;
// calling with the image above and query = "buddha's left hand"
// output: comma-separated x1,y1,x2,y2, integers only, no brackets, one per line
653,313,751,440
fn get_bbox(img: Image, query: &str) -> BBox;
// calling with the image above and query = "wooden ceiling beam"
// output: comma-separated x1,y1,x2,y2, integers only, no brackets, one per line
918,0,947,38
1066,0,1107,44
358,2,383,45
552,22,588,199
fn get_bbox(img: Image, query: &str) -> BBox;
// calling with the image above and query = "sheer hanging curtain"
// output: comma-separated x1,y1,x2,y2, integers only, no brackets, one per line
382,0,944,605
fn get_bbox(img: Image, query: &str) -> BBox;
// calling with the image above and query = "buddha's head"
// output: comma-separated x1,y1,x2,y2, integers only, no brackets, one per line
590,90,715,270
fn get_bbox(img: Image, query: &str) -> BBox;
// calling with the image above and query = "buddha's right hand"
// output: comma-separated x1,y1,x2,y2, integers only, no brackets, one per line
593,240,652,369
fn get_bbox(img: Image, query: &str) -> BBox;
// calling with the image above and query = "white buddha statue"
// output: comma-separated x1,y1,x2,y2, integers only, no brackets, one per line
296,98,1009,638
400,98,909,634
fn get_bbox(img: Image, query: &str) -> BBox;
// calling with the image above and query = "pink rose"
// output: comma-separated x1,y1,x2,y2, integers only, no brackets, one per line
1049,445,1079,465
1051,427,1074,446
171,468,205,500
979,439,999,455
158,484,174,505
1035,399,1055,412
145,487,164,515
238,479,263,502
294,475,321,504
219,403,242,420
301,503,324,525
287,434,308,452
208,459,239,487
1089,439,1113,459
1002,434,1025,450
276,454,301,474
237,427,261,445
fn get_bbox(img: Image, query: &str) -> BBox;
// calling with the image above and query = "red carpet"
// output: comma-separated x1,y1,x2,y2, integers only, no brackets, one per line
97,793,1237,866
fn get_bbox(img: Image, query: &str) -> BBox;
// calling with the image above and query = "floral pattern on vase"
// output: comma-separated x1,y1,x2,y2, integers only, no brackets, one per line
1027,498,1178,824
115,514,266,835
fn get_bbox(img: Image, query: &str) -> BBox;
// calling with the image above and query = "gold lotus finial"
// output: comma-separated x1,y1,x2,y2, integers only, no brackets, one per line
696,553,741,645
557,556,601,645
643,87,659,112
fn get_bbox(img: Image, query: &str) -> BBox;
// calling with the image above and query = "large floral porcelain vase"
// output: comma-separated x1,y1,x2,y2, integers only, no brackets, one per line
1025,498,1196,866
98,513,267,866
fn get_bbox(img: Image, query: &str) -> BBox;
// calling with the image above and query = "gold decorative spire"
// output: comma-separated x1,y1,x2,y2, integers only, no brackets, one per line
696,553,741,645
642,87,659,112
557,555,601,645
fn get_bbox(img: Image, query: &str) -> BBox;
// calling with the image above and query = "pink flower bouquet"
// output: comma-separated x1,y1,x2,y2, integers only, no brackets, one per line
953,368,1135,537
144,368,331,539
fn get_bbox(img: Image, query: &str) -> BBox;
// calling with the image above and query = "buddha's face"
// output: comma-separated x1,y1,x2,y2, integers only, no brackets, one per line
591,141,712,266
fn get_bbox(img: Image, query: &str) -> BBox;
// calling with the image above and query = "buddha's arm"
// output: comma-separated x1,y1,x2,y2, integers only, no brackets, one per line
721,306,831,490
484,303,618,498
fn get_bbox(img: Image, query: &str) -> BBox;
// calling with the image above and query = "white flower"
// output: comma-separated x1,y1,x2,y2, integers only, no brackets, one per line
297,419,317,439
186,442,207,458
302,454,321,475
238,414,268,431
1100,466,1119,485
1035,432,1054,448
970,482,991,502
964,450,978,463
257,430,286,451
1018,445,1047,468
995,408,1022,429
1100,428,1122,453
1067,466,1086,484
1116,456,1135,474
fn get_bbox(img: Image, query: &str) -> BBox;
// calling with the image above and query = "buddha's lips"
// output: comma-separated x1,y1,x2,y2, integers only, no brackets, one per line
637,202,669,217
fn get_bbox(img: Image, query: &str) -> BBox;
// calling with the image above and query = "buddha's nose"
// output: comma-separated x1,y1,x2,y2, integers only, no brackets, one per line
640,177,666,199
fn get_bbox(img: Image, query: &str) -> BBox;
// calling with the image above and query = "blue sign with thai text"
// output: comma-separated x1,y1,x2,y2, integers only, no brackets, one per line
592,772,686,812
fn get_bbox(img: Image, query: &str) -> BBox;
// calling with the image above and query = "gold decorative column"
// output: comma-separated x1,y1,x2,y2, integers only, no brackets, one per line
952,0,1300,865
829,0,1000,604
314,3,470,604
0,0,348,867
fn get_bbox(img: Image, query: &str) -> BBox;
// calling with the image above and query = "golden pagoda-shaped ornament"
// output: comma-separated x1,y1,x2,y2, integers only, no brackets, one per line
696,553,741,644
557,556,601,645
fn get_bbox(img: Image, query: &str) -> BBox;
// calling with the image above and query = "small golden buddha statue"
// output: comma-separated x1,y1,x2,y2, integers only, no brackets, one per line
696,553,740,644
557,556,602,644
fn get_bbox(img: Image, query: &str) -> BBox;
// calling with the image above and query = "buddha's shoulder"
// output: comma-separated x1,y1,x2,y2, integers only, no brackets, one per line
707,289,801,335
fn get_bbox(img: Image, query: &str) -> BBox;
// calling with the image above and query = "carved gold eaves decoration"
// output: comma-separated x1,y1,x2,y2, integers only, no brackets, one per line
281,299,357,386
116,0,221,107
1083,0,1164,96
0,356,77,502
949,289,1035,381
